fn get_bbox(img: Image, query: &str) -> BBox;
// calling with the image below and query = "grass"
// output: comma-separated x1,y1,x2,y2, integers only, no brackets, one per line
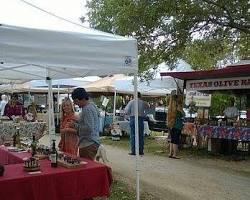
101,135,166,155
101,131,250,161
100,134,163,199
108,176,156,200
109,179,136,200
102,132,250,199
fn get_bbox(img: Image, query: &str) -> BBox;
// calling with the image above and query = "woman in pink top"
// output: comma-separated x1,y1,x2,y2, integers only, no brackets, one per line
3,94,25,119
58,98,78,155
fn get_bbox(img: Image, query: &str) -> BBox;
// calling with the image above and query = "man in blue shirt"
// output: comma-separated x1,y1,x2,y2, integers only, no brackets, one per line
71,88,100,160
125,92,149,155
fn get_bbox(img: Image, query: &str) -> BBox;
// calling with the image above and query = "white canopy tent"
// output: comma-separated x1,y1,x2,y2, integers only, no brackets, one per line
115,59,193,95
84,74,126,92
0,23,141,198
0,82,70,94
83,74,171,95
0,21,142,200
0,24,137,79
29,78,92,88
0,23,138,140
0,0,141,197
114,77,175,96
29,78,96,122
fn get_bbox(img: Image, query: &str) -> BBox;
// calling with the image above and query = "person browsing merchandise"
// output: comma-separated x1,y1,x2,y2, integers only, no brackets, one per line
70,88,100,160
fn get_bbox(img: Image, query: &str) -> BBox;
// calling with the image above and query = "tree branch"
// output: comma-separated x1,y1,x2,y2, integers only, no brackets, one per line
203,0,250,33
209,17,250,34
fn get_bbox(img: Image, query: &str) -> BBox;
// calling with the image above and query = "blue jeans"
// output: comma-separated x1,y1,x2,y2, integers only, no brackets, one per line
129,116,144,154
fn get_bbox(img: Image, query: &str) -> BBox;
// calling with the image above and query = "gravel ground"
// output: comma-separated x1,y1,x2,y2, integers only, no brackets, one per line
105,145,250,200
39,135,250,200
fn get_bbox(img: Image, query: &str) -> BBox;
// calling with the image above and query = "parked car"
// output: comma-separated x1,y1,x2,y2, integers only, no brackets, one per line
240,110,246,119
146,106,168,132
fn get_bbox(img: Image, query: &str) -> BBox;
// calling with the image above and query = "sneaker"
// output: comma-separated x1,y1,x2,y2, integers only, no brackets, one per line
128,152,135,156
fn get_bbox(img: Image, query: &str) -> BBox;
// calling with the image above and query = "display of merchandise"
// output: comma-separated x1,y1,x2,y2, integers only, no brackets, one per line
57,153,86,168
34,145,50,159
111,123,122,141
37,145,50,154
23,157,40,172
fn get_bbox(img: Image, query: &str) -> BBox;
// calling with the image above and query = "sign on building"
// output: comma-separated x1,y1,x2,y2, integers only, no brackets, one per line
185,91,211,107
186,77,250,91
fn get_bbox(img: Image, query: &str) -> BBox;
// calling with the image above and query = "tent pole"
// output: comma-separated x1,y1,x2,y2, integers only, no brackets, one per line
113,90,117,122
28,90,31,106
57,84,60,126
11,83,14,94
133,74,140,200
46,73,55,146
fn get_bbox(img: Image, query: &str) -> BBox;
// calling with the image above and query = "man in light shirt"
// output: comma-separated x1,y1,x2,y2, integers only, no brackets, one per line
125,92,149,155
223,98,239,120
0,95,8,116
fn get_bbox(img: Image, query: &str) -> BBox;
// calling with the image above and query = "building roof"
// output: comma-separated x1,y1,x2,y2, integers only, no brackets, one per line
160,62,250,80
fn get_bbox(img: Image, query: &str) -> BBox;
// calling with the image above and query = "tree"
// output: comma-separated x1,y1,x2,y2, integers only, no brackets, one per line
86,0,250,72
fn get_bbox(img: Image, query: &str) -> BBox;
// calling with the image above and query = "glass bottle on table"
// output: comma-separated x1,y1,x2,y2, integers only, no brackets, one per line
31,135,37,157
16,128,21,148
50,139,57,168
12,133,17,147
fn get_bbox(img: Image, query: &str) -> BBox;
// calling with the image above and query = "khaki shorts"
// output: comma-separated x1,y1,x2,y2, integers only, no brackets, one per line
79,143,99,160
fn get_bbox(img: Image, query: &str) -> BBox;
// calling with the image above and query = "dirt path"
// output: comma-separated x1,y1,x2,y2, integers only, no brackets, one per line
105,145,250,200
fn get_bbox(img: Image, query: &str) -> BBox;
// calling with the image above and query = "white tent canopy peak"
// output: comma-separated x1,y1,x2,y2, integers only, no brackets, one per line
0,23,138,83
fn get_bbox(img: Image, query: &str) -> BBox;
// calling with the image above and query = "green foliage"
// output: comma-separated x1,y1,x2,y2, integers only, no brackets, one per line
209,92,232,116
183,38,232,70
115,96,122,109
91,96,103,109
236,32,250,59
187,99,198,116
86,0,250,71
91,95,125,113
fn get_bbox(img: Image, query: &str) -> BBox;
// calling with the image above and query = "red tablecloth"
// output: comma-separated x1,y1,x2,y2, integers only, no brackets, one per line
0,159,112,200
0,146,30,165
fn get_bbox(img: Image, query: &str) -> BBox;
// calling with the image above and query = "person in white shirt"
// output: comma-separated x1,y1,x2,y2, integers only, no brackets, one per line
0,95,8,116
223,98,239,120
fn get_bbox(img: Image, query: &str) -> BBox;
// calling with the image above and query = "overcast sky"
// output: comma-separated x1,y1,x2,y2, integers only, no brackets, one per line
0,0,102,81
0,0,89,31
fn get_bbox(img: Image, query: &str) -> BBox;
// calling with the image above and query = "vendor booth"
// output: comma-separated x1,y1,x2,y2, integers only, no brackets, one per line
0,146,112,200
161,62,250,154
0,19,140,200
